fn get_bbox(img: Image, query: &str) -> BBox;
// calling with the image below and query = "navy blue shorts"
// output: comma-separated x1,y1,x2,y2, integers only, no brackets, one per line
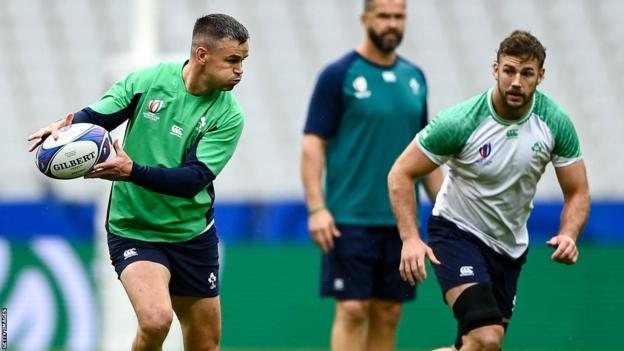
427,216,527,318
320,224,415,302
108,226,220,298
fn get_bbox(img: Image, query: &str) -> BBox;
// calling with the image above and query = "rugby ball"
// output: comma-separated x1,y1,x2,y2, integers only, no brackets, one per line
36,123,112,179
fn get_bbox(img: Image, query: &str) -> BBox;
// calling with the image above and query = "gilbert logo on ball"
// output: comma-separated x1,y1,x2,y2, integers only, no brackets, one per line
36,123,112,179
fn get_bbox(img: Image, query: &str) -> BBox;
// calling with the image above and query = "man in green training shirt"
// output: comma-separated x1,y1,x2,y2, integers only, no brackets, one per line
28,14,249,351
388,30,590,351
301,0,443,350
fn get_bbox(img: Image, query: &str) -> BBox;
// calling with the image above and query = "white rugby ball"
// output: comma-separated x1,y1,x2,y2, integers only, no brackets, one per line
36,123,112,179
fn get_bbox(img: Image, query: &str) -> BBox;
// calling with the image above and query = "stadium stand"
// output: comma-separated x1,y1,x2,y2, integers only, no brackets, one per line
2,0,622,202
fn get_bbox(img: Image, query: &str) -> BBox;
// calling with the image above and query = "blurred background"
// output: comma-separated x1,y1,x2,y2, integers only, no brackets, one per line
0,0,622,350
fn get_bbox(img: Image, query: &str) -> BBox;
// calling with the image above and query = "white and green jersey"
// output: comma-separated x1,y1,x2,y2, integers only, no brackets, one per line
418,89,582,258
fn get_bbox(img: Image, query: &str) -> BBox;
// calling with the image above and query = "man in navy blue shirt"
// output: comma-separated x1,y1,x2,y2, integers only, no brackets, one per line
301,1,443,350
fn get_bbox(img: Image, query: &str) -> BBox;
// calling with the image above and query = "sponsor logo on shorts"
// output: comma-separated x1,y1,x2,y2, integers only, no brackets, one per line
123,248,138,260
333,278,345,291
459,266,474,277
208,272,217,290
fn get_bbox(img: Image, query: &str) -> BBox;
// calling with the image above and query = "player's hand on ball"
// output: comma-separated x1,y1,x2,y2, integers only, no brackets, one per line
27,113,74,152
399,236,441,286
546,235,578,265
308,208,341,254
85,139,133,181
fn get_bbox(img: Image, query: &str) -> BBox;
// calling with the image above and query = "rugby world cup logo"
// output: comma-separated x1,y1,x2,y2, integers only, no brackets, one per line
353,76,371,99
479,143,491,159
148,100,164,113
477,143,493,166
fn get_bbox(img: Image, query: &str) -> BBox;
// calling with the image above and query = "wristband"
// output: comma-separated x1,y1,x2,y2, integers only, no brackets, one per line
308,205,326,215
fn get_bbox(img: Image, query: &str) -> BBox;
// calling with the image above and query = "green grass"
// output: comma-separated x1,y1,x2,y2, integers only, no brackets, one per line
50,348,621,351
221,349,620,351
219,245,623,351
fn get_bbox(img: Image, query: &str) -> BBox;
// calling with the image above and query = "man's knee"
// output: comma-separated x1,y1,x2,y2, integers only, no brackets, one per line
464,325,504,351
137,306,174,338
370,300,402,329
183,324,221,351
452,283,503,349
336,300,370,325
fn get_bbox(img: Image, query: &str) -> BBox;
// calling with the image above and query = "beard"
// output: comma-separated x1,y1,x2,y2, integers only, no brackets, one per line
368,27,403,53
498,85,532,111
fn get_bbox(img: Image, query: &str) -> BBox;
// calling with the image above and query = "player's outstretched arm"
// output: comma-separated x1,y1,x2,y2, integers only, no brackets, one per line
27,113,74,152
388,139,441,285
547,159,590,264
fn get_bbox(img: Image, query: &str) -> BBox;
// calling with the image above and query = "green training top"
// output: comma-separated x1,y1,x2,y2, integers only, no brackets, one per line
90,62,244,242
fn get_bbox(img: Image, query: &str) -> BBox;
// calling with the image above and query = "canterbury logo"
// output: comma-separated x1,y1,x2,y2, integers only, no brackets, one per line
123,248,138,260
170,125,184,137
148,100,164,113
459,266,474,277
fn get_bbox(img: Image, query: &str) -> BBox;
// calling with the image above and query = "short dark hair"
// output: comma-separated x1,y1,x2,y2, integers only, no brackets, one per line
364,0,405,12
497,30,546,67
191,14,249,53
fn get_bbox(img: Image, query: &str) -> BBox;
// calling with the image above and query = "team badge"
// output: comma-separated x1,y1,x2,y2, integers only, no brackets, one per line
409,78,420,94
353,76,371,99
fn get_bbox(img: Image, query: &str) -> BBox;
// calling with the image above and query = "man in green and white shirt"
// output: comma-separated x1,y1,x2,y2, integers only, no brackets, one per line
388,31,590,351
